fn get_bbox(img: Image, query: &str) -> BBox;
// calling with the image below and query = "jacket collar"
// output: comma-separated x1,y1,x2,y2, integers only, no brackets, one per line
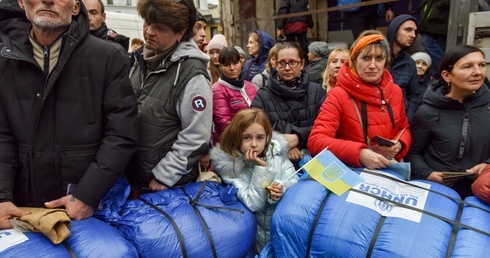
337,61,397,105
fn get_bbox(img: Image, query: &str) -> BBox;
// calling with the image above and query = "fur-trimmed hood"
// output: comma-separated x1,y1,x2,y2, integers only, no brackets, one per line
210,132,289,178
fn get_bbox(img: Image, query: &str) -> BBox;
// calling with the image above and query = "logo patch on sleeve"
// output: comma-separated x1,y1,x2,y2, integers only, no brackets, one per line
192,96,207,111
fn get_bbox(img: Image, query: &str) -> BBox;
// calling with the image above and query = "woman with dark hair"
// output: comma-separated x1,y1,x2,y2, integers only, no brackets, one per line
251,42,325,167
212,47,257,142
308,30,411,170
406,45,490,198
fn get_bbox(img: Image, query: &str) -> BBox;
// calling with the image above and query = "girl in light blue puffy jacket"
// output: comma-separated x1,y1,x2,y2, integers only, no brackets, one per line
210,108,298,253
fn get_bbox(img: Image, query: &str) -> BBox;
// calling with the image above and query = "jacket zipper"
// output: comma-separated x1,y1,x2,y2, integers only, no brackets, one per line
43,46,50,95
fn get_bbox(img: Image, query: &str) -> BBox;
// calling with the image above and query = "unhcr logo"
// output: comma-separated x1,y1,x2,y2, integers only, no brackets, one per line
374,199,393,212
322,164,345,182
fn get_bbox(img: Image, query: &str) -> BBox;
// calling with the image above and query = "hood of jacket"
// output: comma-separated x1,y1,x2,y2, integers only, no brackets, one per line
336,61,398,106
210,132,289,179
252,30,274,64
423,81,490,109
386,14,418,58
0,0,29,47
139,39,210,85
0,0,25,20
1,0,90,59
164,39,209,67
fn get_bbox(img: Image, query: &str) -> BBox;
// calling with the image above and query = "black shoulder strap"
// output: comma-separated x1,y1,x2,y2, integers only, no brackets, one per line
351,97,369,145
264,86,287,120
260,73,267,88
361,102,369,144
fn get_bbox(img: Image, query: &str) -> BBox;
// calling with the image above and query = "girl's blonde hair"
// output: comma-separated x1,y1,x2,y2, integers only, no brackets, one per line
220,108,273,158
322,48,349,91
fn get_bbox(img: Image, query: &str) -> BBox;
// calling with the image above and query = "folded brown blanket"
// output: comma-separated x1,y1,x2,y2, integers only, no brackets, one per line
16,208,71,244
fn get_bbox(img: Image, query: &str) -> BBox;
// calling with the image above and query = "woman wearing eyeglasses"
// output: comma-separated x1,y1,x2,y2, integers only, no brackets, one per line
251,42,326,167
308,30,411,170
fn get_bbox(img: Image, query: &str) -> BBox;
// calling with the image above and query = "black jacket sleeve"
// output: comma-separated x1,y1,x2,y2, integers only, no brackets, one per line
71,49,138,208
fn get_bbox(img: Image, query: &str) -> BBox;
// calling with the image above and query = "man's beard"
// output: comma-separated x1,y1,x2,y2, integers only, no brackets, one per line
30,4,73,30
32,16,72,29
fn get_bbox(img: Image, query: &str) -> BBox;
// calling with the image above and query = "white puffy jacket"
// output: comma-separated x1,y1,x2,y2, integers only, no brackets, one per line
210,132,298,252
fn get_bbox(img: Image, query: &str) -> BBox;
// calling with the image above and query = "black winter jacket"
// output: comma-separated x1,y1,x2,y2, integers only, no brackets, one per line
307,59,327,84
406,82,490,180
415,72,434,110
275,0,314,30
251,69,325,149
0,2,138,207
91,22,130,68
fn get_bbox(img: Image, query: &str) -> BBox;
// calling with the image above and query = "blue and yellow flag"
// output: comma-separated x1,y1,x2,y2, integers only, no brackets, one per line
304,149,364,196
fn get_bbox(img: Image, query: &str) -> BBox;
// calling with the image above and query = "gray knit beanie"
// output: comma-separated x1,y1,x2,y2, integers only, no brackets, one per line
308,41,329,58
234,46,249,59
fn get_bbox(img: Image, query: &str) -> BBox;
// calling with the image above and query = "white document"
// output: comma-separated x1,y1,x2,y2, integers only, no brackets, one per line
346,172,430,223
0,229,29,252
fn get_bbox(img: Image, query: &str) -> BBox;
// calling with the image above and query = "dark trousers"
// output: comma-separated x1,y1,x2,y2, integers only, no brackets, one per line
286,32,309,61
346,4,379,40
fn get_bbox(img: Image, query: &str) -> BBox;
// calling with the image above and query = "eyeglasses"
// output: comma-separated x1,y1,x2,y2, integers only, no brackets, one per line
277,60,300,68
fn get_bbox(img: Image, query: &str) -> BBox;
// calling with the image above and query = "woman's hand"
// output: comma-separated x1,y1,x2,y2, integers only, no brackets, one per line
359,148,392,169
267,182,284,201
427,171,462,186
288,147,303,161
244,149,268,167
466,163,487,180
283,133,299,149
371,142,402,160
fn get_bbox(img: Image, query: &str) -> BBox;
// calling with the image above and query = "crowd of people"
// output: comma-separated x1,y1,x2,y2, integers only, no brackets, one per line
0,0,489,255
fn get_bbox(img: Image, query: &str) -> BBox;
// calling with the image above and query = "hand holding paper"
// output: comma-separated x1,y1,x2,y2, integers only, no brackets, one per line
370,127,407,147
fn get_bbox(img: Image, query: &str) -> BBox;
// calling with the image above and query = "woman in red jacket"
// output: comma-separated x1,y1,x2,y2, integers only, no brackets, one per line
308,30,411,169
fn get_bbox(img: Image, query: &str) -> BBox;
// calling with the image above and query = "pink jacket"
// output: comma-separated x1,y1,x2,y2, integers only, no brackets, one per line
212,78,257,141
308,62,411,167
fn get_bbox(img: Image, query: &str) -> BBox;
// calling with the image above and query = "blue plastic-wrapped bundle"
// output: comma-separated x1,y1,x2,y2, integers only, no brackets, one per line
452,196,490,257
116,181,256,258
0,230,68,257
94,177,131,223
261,169,471,257
66,217,138,257
1,217,137,257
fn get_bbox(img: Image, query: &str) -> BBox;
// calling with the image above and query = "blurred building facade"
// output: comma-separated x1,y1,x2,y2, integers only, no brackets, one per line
102,0,222,41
